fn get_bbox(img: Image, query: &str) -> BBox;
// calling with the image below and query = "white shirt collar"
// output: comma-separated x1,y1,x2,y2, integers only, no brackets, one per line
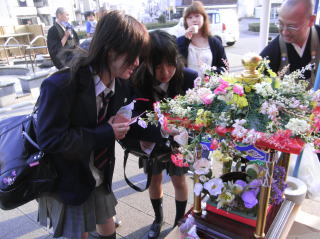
158,82,169,92
93,75,115,97
291,28,310,58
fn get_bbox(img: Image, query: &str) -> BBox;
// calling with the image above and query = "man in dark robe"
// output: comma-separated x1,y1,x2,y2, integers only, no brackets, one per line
260,0,320,88
47,7,79,69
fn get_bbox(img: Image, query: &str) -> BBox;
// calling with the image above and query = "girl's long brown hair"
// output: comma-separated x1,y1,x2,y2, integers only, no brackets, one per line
183,1,211,37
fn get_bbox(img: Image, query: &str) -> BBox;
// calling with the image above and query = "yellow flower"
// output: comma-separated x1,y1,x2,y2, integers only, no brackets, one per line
195,109,212,126
267,69,277,78
212,150,224,161
311,101,317,108
244,85,252,93
197,109,204,116
232,94,248,108
221,156,232,163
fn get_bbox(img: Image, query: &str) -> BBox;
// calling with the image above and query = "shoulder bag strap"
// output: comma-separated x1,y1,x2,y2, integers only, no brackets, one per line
123,150,153,192
310,26,320,88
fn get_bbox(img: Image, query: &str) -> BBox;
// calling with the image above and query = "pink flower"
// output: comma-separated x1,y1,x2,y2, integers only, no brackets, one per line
219,78,229,87
233,85,244,96
214,87,227,95
210,139,219,150
214,79,229,95
171,154,189,167
200,93,214,105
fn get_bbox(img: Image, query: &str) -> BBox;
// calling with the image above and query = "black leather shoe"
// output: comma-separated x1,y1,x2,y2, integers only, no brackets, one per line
113,216,122,228
148,220,163,239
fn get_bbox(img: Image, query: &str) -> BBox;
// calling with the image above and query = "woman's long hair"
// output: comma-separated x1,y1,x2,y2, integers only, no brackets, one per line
133,30,184,98
183,1,211,37
69,10,149,81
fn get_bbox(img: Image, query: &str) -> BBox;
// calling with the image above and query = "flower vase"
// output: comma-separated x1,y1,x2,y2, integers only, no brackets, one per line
222,160,232,174
193,145,202,215
193,173,202,214
254,151,276,238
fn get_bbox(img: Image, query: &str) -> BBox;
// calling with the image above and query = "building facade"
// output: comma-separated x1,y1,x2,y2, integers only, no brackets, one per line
0,0,174,26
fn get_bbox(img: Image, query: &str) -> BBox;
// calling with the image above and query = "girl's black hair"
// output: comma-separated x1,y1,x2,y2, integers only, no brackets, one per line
133,30,184,99
67,10,149,82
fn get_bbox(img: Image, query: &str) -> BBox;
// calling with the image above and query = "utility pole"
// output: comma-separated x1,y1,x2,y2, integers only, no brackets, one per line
259,0,271,51
315,0,319,24
97,0,100,10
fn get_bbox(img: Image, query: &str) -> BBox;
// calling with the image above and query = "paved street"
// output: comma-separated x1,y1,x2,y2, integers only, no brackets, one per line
1,18,320,239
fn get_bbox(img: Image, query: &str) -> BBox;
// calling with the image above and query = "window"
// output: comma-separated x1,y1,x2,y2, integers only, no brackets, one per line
18,0,27,7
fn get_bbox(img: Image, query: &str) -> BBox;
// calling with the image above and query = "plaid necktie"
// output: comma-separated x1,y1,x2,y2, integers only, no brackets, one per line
94,91,113,169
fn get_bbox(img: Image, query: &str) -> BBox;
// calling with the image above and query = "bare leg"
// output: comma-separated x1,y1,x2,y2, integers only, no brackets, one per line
149,173,163,199
96,217,115,237
171,175,188,201
81,232,88,239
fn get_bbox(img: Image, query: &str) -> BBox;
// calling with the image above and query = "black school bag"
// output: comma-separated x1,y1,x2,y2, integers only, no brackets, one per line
0,111,57,210
119,137,175,192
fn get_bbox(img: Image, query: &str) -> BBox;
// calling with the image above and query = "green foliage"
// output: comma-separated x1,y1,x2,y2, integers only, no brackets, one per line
248,23,279,33
246,93,269,132
76,30,87,40
158,14,166,23
144,21,178,30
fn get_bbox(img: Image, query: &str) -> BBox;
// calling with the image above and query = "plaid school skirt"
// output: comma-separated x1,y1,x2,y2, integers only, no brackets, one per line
37,185,117,239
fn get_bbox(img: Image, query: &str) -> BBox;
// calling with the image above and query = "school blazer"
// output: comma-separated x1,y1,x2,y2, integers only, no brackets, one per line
36,67,133,205
128,67,198,143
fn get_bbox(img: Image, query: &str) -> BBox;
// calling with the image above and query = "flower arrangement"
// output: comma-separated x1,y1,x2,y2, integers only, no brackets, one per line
139,53,319,217
144,55,319,157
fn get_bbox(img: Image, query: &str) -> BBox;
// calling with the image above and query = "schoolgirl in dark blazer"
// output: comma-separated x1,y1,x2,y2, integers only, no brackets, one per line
36,11,149,239
130,30,198,239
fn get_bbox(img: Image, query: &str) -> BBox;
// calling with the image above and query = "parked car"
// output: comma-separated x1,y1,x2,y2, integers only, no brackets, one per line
164,9,239,47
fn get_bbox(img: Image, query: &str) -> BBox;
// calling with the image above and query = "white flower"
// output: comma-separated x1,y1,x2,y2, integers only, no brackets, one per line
260,101,279,121
288,98,300,108
242,129,260,144
204,178,224,196
233,119,246,126
217,191,235,209
194,182,203,196
185,88,202,104
254,82,274,97
193,77,202,88
285,118,310,135
153,102,161,115
193,158,211,175
231,120,247,138
199,175,209,183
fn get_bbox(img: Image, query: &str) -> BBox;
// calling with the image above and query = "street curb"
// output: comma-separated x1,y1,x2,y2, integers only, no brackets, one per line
0,101,35,114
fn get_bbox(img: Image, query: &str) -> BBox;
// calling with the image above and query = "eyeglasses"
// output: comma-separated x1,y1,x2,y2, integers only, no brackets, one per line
276,21,306,32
